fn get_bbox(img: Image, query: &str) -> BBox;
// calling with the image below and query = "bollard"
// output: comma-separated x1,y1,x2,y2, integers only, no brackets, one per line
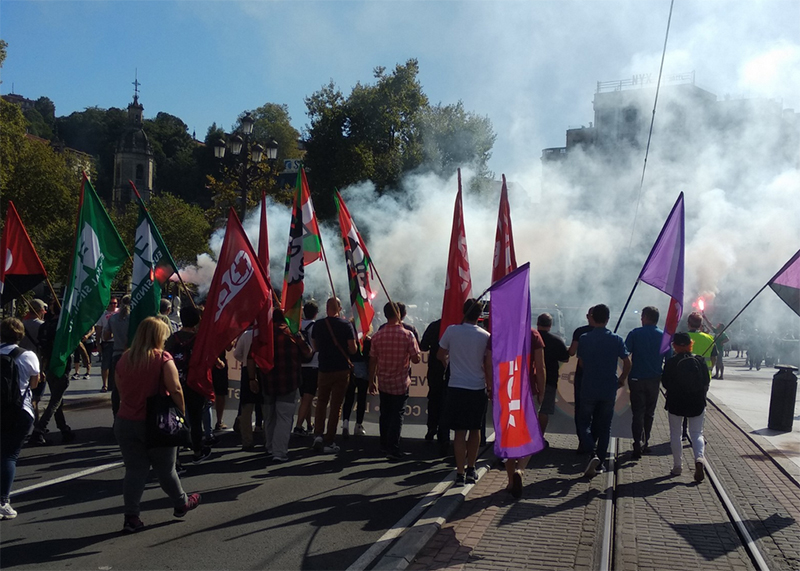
768,365,798,432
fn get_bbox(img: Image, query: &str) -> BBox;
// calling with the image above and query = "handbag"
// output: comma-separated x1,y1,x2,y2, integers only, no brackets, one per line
145,353,192,449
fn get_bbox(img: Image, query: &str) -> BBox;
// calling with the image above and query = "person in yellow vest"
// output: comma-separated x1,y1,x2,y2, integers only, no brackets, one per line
684,312,717,441
686,313,717,372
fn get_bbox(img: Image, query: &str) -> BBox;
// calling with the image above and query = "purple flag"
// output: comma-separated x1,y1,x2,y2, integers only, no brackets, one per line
638,193,685,354
768,248,800,318
489,263,545,459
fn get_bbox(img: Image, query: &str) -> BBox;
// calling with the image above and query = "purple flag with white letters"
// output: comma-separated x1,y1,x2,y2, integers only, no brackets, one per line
489,263,545,459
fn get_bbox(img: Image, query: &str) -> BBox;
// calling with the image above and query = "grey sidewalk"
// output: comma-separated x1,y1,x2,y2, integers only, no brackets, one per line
401,360,800,571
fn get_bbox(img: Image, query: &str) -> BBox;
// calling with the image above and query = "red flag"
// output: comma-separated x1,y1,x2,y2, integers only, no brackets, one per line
335,190,376,345
250,194,275,371
491,174,517,284
187,208,271,399
281,168,323,333
439,169,473,339
1,201,48,305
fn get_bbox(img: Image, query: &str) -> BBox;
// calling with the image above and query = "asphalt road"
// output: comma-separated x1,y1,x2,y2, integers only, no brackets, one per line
1,402,454,570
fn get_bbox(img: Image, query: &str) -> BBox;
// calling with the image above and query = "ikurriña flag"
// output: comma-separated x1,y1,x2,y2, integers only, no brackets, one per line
1,201,48,305
335,190,376,345
768,248,800,318
51,175,129,378
491,174,517,284
489,263,544,459
638,192,684,354
250,193,275,372
440,169,472,339
281,168,323,333
128,181,181,344
187,208,271,399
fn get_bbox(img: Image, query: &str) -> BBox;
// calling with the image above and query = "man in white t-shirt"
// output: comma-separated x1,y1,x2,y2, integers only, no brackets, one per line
95,298,118,392
438,299,492,486
1,317,41,519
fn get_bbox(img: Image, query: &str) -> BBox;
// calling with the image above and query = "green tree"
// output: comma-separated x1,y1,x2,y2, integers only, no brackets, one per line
418,101,495,182
304,59,428,217
245,103,303,164
0,99,82,283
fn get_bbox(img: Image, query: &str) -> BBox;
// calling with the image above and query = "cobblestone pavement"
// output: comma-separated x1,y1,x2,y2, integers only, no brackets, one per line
407,397,800,571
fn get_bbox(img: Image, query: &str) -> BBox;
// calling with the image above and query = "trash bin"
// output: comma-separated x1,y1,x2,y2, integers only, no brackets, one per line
768,365,798,432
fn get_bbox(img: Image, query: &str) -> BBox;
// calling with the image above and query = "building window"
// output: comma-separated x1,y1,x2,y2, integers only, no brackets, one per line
136,164,144,183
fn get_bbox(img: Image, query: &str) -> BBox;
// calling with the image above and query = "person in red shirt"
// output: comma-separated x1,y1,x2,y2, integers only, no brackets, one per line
369,302,421,460
114,317,201,533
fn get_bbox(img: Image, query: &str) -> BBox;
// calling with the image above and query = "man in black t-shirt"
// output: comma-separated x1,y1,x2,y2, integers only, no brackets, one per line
310,297,356,454
568,307,596,451
537,313,570,438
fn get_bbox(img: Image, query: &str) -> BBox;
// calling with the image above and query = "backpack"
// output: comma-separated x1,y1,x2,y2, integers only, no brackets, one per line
1,347,25,431
165,331,195,386
672,354,709,395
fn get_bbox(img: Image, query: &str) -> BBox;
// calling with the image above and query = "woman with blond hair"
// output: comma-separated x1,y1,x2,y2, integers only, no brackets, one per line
114,317,201,533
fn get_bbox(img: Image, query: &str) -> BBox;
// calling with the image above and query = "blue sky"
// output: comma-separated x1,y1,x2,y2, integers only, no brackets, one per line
2,0,799,183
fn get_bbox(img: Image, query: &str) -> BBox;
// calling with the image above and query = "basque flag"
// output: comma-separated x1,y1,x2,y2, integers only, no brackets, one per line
490,263,545,459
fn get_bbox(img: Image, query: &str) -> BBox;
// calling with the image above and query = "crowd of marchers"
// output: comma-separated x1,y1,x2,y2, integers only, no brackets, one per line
1,297,718,531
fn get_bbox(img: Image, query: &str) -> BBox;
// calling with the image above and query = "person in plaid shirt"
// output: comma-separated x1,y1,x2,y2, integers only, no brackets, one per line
369,302,421,460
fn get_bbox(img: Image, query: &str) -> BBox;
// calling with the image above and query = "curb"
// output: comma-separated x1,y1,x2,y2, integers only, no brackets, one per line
372,445,495,571
708,395,800,488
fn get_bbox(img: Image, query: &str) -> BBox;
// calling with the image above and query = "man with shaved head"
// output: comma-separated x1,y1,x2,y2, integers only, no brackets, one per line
310,297,357,454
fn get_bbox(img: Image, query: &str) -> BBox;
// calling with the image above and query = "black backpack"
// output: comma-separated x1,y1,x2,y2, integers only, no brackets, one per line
1,347,25,431
673,354,709,395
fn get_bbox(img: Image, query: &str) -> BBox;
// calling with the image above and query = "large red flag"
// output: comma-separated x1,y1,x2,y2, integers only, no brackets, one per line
250,194,275,371
440,169,473,339
491,174,517,284
187,208,271,399
281,168,323,333
1,201,48,305
335,190,376,345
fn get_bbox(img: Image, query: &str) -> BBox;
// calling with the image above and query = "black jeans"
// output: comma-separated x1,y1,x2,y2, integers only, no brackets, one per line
379,391,408,454
109,353,123,417
426,372,449,443
342,376,368,424
36,373,71,433
184,386,206,456
629,377,661,448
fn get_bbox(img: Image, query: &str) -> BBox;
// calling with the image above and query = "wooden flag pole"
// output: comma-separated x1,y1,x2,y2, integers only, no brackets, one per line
317,236,338,301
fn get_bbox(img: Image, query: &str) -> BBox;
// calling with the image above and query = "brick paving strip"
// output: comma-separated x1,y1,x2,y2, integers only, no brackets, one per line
406,400,800,571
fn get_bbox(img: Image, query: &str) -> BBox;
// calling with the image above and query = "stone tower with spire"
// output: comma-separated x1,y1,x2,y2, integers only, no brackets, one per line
112,75,154,209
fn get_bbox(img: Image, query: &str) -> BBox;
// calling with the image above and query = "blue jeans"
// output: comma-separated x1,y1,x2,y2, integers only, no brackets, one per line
379,391,408,454
577,397,615,462
1,409,35,501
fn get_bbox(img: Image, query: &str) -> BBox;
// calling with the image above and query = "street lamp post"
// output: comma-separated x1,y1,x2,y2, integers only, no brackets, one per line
214,112,278,219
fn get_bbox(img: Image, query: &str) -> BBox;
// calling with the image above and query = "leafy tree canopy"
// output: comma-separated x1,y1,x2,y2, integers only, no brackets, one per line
304,59,495,217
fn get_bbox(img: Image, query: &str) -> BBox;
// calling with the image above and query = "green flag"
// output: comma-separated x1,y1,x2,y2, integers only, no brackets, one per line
50,176,129,378
128,188,180,342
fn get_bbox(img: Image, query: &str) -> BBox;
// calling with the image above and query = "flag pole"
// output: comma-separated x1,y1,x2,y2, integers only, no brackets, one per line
318,234,337,300
45,277,62,311
614,280,640,333
699,283,770,357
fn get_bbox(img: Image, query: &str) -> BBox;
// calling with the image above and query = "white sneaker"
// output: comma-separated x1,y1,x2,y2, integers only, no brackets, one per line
312,436,323,452
323,443,340,453
670,465,683,476
0,502,17,520
354,424,366,436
